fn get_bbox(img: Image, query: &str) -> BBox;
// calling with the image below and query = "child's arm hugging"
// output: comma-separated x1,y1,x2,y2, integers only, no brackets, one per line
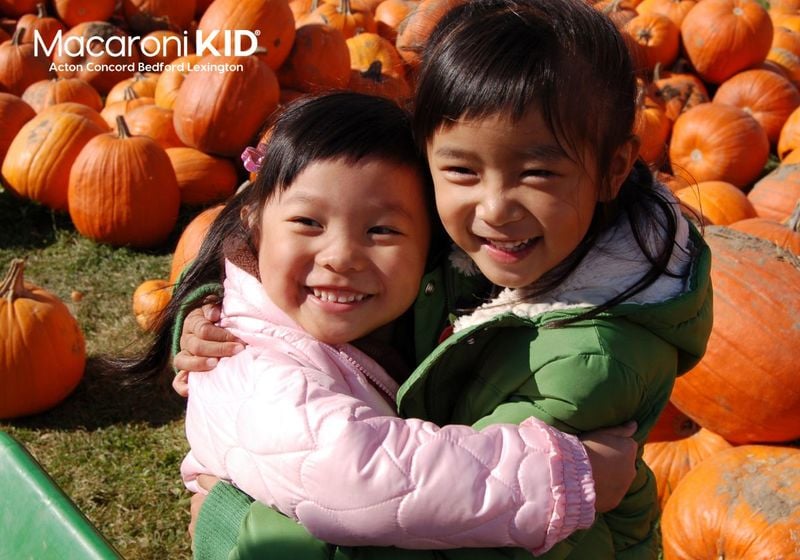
182,343,600,555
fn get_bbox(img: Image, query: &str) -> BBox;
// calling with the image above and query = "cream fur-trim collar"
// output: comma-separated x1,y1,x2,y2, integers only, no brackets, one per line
453,195,693,332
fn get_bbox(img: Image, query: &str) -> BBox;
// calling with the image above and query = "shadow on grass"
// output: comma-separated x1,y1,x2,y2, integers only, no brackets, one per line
0,190,74,251
9,358,185,431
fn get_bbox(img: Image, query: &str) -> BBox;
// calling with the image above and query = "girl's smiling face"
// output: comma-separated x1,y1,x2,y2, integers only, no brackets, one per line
256,158,430,345
428,108,633,289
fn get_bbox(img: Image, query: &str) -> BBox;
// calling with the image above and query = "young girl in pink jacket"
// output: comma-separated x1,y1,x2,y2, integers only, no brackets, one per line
135,91,639,557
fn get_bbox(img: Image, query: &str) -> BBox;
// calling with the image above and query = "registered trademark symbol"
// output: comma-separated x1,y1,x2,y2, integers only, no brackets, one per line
254,30,261,36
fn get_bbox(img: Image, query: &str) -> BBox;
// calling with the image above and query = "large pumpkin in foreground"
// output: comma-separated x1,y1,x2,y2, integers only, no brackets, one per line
670,227,800,444
661,445,800,559
0,259,86,419
68,116,180,248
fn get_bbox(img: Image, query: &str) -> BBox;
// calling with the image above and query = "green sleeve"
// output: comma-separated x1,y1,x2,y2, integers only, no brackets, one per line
170,282,224,373
232,502,540,560
193,482,254,560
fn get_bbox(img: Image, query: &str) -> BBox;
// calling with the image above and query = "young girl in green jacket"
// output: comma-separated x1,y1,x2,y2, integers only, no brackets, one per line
176,0,712,557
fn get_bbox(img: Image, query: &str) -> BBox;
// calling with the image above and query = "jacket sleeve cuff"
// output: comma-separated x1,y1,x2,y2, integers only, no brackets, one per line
192,482,254,560
538,424,596,554
170,281,224,374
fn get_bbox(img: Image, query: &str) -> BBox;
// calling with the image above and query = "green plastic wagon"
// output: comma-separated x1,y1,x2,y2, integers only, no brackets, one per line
0,431,123,559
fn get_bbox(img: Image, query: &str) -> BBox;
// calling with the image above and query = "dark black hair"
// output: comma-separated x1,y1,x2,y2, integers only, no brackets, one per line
413,0,687,323
117,91,435,382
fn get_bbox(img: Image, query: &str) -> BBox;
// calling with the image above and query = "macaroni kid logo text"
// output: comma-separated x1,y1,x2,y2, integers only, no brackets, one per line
35,29,260,59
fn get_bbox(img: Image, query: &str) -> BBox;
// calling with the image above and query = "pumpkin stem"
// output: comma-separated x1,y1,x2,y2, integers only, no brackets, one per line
36,2,48,17
11,27,25,45
788,200,800,232
340,0,352,15
116,115,132,139
311,0,320,11
122,86,139,101
363,60,384,81
0,259,28,302
653,62,662,82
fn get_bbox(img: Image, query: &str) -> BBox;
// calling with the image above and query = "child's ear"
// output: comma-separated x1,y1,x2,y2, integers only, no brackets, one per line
240,204,260,246
601,136,641,201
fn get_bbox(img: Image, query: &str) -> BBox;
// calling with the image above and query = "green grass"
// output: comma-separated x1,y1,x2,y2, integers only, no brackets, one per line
0,188,199,559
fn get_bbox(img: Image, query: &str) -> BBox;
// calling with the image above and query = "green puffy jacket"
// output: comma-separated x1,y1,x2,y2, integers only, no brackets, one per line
194,224,712,560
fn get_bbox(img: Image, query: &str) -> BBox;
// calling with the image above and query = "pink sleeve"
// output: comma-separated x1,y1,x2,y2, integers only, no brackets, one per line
182,350,596,554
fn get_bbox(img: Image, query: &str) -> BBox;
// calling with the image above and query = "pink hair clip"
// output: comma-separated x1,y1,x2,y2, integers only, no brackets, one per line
241,144,267,173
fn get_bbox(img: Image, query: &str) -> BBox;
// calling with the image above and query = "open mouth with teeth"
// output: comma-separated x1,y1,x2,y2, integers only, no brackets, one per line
310,287,372,304
484,238,537,252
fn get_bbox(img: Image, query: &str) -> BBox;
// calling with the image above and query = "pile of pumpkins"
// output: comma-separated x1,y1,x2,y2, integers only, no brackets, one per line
1,0,800,557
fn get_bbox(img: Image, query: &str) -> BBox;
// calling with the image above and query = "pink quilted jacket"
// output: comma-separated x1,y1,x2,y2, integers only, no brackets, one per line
181,261,596,554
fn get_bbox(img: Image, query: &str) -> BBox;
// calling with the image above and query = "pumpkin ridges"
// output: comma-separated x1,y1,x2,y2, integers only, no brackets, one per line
2,111,106,211
0,258,86,419
661,446,800,559
67,115,180,247
670,227,800,444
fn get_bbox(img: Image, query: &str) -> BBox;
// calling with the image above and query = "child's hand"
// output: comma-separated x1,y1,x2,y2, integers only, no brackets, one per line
173,300,244,373
579,421,638,513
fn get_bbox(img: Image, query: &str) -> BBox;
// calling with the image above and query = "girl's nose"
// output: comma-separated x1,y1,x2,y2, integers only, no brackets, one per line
316,237,366,272
475,186,522,227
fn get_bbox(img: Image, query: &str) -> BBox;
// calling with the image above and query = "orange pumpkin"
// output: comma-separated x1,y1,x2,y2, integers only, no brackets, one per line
1,111,105,211
661,445,800,559
100,87,155,129
0,28,52,95
374,0,418,42
634,0,696,27
643,428,732,511
594,0,639,28
125,104,186,149
166,147,238,205
197,0,296,71
105,73,160,106
674,181,758,225
347,32,405,80
52,0,116,27
670,227,800,444
778,103,800,158
680,0,773,84
669,103,769,188
766,46,800,88
728,204,800,254
21,77,103,113
309,0,376,39
0,93,36,165
173,55,280,157
0,258,86,419
39,101,110,131
396,0,465,68
67,116,181,248
623,13,680,73
633,82,671,166
153,54,201,110
348,63,412,103
0,0,38,17
123,0,196,34
132,279,172,331
16,3,66,45
51,22,139,95
277,24,352,92
653,70,710,122
747,163,800,220
713,69,800,145
169,205,225,283
769,0,800,13
646,400,700,443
